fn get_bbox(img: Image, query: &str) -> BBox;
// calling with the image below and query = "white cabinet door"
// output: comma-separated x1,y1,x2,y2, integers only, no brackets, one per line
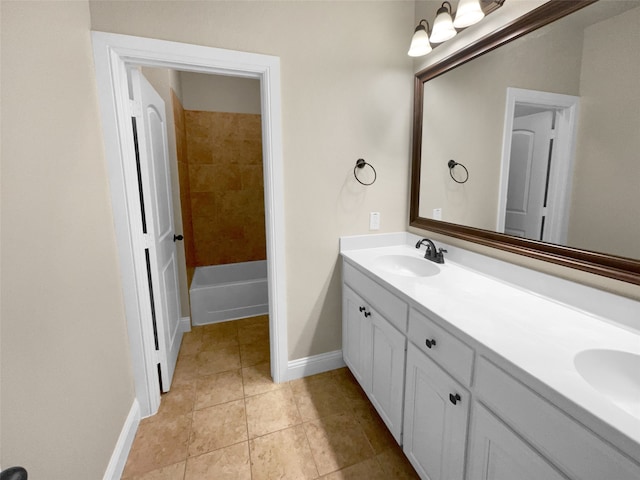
370,313,406,443
467,403,568,480
342,285,373,391
403,344,469,480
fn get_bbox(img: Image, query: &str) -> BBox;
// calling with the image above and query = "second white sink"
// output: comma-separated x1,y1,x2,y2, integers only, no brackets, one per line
574,349,640,419
373,254,440,278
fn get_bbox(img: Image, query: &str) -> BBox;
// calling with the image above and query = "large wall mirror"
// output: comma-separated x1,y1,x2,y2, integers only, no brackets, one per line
410,0,640,285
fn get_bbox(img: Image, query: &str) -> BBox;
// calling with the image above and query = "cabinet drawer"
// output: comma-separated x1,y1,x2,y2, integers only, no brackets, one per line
343,261,408,332
475,357,640,480
408,308,474,386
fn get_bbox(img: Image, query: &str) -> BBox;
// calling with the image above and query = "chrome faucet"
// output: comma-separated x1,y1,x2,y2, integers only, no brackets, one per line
415,238,447,264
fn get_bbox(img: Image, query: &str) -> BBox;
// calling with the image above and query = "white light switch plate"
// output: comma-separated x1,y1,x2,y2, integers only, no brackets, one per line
370,212,380,230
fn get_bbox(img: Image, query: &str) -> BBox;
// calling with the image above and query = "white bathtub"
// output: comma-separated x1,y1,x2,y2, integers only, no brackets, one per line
189,260,269,326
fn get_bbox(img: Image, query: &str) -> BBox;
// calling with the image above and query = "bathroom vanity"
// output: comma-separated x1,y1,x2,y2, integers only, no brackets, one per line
340,233,640,480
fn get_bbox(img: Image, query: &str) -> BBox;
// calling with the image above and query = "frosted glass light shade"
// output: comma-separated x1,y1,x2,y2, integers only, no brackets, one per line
430,7,457,43
453,0,485,28
408,25,432,57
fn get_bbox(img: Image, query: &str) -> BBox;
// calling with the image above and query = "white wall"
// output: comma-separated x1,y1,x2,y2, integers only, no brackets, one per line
180,72,261,114
1,1,135,477
569,5,640,260
89,0,415,360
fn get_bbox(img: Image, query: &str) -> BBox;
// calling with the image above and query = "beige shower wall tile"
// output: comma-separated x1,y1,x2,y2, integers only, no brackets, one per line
184,110,265,265
189,164,242,193
189,192,217,217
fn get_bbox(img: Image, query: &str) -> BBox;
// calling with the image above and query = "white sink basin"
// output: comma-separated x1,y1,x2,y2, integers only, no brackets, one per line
373,255,440,278
574,349,640,419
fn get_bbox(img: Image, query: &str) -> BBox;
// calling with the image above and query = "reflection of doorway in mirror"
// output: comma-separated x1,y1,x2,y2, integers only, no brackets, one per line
497,88,580,246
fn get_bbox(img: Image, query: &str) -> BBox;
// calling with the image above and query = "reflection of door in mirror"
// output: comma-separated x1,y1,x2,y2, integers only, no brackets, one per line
505,111,554,241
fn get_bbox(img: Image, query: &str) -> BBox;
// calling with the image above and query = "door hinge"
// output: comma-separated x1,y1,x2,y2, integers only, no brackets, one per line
130,99,142,118
142,233,152,248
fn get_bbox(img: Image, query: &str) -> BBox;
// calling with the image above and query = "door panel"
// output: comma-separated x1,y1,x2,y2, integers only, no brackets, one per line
467,404,568,480
505,111,554,240
370,314,405,443
131,69,182,392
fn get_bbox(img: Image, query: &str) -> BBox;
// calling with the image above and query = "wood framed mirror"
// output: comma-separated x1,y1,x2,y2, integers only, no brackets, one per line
410,0,640,285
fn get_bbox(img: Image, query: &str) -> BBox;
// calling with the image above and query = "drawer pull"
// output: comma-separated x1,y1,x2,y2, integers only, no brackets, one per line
364,311,371,317
425,338,437,349
359,306,366,312
449,393,461,405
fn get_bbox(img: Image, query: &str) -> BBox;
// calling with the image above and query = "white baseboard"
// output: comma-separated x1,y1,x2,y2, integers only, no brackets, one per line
181,316,191,333
286,349,345,381
103,399,140,480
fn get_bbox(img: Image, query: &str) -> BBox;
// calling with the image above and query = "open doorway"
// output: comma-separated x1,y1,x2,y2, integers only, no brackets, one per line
92,32,288,419
497,87,580,245
140,66,271,393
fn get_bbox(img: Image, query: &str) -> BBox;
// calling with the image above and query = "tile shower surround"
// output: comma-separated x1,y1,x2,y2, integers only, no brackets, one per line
121,315,419,479
172,91,267,270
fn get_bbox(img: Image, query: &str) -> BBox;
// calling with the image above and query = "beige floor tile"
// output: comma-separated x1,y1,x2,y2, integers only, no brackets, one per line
239,341,270,367
122,461,186,480
245,386,302,438
122,414,191,478
319,457,387,480
249,425,319,480
195,369,244,410
155,381,196,419
238,317,269,345
184,442,251,480
352,404,397,454
304,412,375,476
332,368,371,411
291,373,350,422
201,320,239,349
173,353,200,384
242,362,283,397
188,399,248,457
376,444,420,479
289,371,335,391
179,330,203,356
196,345,241,376
236,314,268,328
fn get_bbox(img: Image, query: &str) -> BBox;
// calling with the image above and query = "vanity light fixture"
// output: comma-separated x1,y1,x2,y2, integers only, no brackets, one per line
408,0,503,57
430,2,457,44
453,0,485,29
408,20,432,57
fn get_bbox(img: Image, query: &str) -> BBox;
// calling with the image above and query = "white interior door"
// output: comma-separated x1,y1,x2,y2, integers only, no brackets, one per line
131,69,182,392
505,111,554,240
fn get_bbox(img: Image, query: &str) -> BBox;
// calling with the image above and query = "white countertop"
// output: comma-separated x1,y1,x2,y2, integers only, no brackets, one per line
340,234,640,455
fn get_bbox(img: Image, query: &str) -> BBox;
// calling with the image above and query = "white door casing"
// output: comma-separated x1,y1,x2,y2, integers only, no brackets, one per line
91,32,287,417
131,70,182,392
504,111,554,240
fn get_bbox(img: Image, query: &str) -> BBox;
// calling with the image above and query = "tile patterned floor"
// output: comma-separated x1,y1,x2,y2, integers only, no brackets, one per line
122,315,419,479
